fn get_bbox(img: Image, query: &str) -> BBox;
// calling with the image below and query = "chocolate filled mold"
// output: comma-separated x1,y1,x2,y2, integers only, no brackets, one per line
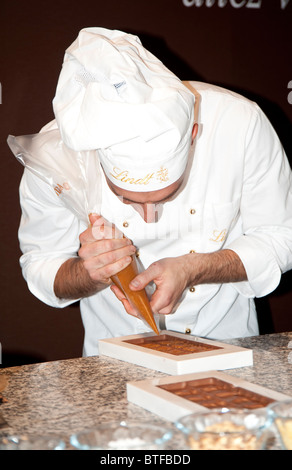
158,377,275,409
124,334,222,356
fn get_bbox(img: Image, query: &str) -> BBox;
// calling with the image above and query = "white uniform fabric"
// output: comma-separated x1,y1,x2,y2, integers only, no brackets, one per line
18,82,292,357
52,27,195,192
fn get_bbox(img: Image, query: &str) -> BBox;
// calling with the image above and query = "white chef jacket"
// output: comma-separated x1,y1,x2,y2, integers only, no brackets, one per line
18,82,292,357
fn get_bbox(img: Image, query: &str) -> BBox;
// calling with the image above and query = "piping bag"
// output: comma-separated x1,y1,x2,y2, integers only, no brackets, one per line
89,215,159,335
110,252,159,335
7,123,159,334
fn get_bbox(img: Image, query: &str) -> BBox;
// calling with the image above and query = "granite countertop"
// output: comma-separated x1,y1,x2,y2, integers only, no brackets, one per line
0,332,291,448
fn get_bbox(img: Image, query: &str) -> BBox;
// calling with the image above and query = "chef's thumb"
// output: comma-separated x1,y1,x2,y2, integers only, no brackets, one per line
89,213,101,227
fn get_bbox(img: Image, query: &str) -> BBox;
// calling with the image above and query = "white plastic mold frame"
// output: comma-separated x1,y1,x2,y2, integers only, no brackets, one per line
98,330,253,375
126,370,292,422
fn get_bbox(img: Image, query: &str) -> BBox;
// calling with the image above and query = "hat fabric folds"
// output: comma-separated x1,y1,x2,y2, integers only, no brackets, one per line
53,27,195,191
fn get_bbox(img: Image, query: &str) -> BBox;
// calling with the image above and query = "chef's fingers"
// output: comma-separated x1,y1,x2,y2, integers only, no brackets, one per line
88,213,101,226
110,285,139,317
149,287,176,315
84,214,124,242
129,262,161,291
83,246,136,270
79,238,135,260
91,214,123,240
93,222,124,240
129,261,179,315
89,213,112,228
84,255,133,284
128,262,174,314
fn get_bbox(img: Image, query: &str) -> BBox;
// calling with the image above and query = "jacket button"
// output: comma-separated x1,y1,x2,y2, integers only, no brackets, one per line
189,286,196,293
123,221,129,228
190,208,196,215
189,249,196,254
185,328,191,334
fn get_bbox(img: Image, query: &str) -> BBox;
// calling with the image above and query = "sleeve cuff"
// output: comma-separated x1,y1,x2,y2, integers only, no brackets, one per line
20,254,81,308
226,236,282,298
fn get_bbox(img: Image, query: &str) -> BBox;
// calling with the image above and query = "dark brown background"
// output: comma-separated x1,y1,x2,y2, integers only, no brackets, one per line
0,0,291,367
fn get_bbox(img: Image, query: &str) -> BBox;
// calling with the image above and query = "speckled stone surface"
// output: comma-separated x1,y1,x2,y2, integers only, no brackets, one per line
0,332,291,448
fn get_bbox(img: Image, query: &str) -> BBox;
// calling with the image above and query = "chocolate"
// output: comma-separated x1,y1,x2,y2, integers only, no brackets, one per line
158,377,275,409
111,255,159,335
124,334,222,356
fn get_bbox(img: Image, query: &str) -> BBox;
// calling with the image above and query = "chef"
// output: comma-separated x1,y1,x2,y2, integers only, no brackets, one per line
17,27,292,357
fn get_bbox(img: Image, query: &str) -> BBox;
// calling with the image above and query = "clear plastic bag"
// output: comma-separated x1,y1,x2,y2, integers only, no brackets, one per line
7,125,102,226
7,126,159,334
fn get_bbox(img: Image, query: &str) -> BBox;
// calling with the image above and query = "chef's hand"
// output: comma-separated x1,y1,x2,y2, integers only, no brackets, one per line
78,213,136,286
111,256,191,316
113,249,248,316
54,214,137,300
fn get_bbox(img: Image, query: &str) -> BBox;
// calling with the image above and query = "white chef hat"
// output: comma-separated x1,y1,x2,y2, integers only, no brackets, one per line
53,27,195,192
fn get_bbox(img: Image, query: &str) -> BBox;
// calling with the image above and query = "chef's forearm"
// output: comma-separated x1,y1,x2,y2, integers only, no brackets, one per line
186,249,247,287
53,257,106,300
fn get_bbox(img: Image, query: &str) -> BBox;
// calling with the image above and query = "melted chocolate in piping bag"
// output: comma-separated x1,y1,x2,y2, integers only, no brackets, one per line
111,255,159,335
